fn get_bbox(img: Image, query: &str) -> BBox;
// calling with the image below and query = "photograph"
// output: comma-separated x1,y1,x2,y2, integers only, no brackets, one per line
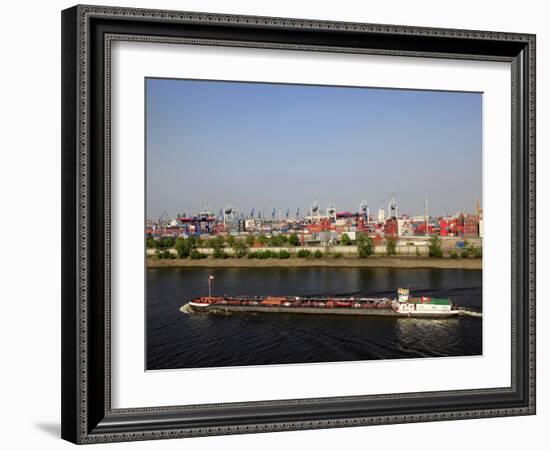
145,78,484,370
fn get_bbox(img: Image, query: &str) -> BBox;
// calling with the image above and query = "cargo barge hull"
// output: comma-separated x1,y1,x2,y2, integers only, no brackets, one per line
187,303,400,316
183,303,462,318
182,288,463,318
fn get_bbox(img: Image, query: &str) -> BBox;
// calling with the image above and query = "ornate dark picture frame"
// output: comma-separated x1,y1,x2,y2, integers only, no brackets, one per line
61,4,536,444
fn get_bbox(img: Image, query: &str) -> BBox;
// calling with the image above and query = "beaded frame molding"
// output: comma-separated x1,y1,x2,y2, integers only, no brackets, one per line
61,4,536,444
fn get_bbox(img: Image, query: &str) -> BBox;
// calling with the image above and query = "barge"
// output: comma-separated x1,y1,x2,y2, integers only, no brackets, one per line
184,288,460,318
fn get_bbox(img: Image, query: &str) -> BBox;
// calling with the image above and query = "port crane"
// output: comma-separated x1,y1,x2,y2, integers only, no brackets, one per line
223,204,236,226
327,202,336,220
310,201,320,220
157,212,169,231
359,199,369,223
388,196,398,219
423,194,429,236
475,198,482,218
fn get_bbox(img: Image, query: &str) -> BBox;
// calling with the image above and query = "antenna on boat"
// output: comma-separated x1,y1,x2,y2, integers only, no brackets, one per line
208,275,214,297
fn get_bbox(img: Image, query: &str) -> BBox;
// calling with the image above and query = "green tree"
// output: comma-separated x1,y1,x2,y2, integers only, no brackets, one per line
232,239,248,258
288,233,300,246
257,250,272,259
175,237,192,259
193,236,205,247
465,241,482,259
278,249,291,259
146,237,157,248
473,246,482,258
156,238,168,248
297,249,312,258
256,234,268,246
428,236,443,258
190,250,205,259
209,235,224,249
340,233,352,246
270,235,285,247
226,235,236,247
386,236,397,256
213,247,230,259
357,234,374,258
461,250,470,258
313,249,323,258
159,237,174,248
245,235,255,247
450,250,458,259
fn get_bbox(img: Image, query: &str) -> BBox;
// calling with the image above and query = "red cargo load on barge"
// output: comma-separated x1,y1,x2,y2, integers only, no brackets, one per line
188,295,394,310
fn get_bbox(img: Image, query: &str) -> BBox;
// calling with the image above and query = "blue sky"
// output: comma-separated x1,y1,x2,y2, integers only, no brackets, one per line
146,78,482,219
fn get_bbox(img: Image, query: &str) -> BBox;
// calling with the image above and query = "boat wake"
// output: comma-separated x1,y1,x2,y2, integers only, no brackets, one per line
179,304,196,315
458,308,483,318
179,303,233,316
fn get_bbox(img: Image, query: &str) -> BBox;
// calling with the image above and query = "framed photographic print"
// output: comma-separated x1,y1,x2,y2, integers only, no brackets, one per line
61,5,536,444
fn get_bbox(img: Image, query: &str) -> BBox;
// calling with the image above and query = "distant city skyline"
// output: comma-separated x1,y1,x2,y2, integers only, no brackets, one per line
146,78,482,220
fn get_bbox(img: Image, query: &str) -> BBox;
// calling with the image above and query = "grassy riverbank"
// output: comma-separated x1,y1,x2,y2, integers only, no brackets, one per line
147,256,482,270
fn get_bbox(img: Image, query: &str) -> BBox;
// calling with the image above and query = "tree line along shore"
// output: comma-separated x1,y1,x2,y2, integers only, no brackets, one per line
146,234,482,269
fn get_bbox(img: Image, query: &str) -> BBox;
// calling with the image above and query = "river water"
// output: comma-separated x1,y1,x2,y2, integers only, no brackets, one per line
146,267,482,370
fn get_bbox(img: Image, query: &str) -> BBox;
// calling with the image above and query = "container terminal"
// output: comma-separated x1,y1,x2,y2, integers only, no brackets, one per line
147,196,483,254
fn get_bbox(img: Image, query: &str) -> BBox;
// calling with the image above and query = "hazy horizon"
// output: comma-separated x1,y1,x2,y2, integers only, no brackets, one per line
146,78,482,220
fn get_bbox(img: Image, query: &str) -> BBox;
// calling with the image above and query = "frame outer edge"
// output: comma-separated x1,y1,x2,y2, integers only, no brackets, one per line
77,3,534,41
61,5,80,445
527,34,536,414
64,5,537,444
